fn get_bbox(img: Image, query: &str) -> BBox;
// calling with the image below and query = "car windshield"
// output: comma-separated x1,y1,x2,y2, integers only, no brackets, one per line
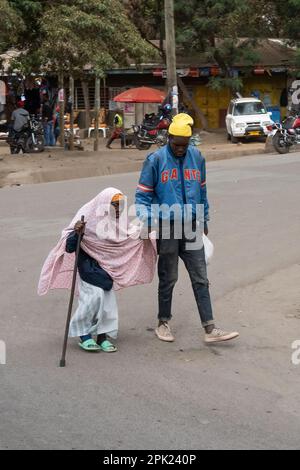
233,102,267,116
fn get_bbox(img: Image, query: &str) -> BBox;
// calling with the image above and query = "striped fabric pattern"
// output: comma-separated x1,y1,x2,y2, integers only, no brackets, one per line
69,279,118,338
137,183,154,193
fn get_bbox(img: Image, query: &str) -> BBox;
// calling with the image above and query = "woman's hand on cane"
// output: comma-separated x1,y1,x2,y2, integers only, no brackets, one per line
74,220,86,234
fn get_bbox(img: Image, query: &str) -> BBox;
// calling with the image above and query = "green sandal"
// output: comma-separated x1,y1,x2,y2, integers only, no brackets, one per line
79,338,101,352
98,339,117,353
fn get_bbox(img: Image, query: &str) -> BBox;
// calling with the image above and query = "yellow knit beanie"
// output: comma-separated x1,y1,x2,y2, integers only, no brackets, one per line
168,113,194,137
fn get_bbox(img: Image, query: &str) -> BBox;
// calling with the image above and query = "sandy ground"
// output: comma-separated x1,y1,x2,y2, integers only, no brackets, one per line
0,131,267,188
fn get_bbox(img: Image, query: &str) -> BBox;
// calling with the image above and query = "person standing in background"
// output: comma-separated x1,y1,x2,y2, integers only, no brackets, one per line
106,110,125,149
42,94,55,146
24,78,41,116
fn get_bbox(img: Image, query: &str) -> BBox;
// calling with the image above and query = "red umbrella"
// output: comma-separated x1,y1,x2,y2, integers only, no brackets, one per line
114,86,166,103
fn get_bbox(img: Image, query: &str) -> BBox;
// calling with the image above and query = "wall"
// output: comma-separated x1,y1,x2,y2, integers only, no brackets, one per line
192,74,288,129
242,74,288,119
193,84,231,129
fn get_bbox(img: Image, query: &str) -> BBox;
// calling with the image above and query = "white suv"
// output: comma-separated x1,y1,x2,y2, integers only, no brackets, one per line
226,98,273,143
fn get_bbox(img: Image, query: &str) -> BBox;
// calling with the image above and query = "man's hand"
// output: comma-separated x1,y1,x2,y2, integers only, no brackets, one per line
74,220,86,234
139,224,152,240
204,222,209,236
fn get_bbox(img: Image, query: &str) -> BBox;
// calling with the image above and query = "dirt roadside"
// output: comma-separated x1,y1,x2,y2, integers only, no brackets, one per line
0,131,268,188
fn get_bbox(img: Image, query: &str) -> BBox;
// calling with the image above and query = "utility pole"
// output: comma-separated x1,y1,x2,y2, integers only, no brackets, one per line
164,0,178,115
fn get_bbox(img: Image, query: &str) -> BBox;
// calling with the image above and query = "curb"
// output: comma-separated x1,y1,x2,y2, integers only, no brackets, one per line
202,144,274,161
0,144,275,188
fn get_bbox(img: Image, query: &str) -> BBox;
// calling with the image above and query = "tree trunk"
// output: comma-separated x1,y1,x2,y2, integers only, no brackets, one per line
94,77,100,151
81,80,91,128
58,73,65,148
177,76,208,130
69,76,74,151
157,0,165,60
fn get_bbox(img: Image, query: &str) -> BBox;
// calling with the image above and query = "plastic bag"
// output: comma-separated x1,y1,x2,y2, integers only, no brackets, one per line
202,234,214,264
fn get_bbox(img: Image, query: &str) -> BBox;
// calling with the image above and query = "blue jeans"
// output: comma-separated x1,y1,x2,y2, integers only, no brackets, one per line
43,121,55,146
157,221,214,327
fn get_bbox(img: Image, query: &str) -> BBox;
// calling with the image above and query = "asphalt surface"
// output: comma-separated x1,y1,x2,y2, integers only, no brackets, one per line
1,151,300,450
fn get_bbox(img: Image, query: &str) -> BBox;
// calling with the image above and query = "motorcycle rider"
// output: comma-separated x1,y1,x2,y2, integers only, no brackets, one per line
106,110,125,149
160,103,172,120
11,100,30,133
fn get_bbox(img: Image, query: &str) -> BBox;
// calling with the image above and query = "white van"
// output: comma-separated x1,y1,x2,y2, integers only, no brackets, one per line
226,98,273,143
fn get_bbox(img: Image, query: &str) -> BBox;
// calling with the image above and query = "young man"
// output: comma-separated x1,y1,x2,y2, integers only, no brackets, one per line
135,113,239,344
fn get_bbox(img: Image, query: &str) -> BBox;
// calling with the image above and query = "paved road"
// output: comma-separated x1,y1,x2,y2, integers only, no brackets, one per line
1,152,300,450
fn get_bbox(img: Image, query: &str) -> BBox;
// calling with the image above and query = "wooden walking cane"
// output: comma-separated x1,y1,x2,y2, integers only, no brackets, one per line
59,215,85,367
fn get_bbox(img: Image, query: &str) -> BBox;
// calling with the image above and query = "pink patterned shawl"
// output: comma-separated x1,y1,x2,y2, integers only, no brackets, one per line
38,187,157,295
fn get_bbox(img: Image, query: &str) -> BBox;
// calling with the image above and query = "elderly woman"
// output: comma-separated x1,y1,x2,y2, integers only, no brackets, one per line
38,187,157,353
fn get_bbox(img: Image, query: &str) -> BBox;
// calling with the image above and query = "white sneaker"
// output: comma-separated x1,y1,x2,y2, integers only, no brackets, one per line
205,327,239,344
155,322,175,342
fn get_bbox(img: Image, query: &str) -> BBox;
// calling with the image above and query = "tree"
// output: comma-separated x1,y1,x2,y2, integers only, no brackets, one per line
173,0,262,91
126,0,300,90
0,0,24,53
4,0,157,76
273,0,300,41
37,0,156,75
123,0,165,56
39,0,157,129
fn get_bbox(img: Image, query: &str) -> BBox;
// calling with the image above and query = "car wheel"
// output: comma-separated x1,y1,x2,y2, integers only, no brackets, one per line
230,134,239,144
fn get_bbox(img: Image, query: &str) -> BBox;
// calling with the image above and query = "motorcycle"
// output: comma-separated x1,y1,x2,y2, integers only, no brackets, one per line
132,116,171,150
270,112,300,154
7,115,45,154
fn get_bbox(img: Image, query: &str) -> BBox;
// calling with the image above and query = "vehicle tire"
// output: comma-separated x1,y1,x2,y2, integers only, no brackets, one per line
134,134,151,150
227,133,231,141
272,132,290,154
156,131,168,147
25,135,45,153
10,145,18,154
230,134,239,144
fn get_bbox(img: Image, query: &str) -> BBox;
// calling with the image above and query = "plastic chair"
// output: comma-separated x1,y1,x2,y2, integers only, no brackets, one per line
88,126,108,138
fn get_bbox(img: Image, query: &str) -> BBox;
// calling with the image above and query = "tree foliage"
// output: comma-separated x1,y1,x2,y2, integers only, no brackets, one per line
126,0,300,89
2,0,300,81
4,0,157,75
173,0,263,90
123,0,165,54
0,0,24,52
